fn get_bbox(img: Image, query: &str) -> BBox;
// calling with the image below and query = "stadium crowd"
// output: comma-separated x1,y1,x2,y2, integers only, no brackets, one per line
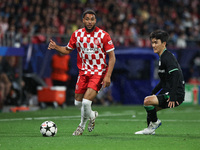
0,0,200,48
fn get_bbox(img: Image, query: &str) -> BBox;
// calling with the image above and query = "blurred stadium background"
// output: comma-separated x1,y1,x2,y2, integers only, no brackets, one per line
0,0,200,112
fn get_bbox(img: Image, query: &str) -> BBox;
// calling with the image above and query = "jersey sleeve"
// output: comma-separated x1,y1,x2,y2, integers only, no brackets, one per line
103,33,115,53
164,53,179,101
169,71,180,101
66,32,76,50
165,53,179,74
151,81,162,95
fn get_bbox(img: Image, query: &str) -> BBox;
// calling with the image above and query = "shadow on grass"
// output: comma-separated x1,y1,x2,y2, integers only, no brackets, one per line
2,132,200,140
82,132,200,141
154,134,200,139
82,132,145,141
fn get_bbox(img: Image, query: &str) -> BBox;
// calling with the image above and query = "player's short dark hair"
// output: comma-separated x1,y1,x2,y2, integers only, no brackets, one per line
82,9,96,18
149,30,169,43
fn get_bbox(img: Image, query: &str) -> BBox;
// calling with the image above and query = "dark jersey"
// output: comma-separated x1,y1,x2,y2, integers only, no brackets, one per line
152,49,185,101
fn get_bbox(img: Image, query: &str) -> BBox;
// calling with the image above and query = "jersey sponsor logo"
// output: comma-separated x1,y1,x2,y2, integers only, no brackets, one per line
81,47,100,53
108,40,113,45
158,69,165,73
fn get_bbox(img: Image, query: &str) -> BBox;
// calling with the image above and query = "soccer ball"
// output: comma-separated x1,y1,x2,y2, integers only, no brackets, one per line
40,121,57,137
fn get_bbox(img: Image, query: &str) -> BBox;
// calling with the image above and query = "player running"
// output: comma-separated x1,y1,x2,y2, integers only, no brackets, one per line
48,9,116,135
135,30,185,135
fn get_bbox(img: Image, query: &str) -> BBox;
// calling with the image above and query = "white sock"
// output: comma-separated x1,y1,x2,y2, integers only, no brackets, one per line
90,110,95,120
79,98,92,129
74,99,94,119
74,99,82,110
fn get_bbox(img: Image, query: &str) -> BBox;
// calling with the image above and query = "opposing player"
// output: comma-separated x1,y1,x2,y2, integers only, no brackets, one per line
135,30,185,135
48,9,116,135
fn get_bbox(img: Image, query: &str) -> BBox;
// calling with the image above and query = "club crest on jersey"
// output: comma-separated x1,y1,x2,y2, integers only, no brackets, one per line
108,40,113,45
94,39,99,45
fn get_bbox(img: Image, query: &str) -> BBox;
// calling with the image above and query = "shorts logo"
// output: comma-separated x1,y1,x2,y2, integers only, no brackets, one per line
108,40,113,45
76,84,79,91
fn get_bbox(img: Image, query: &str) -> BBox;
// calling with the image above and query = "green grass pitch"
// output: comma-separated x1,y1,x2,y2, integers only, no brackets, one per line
0,105,200,150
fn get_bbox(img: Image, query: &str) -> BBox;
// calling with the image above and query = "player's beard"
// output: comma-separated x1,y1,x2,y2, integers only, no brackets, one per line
85,25,96,33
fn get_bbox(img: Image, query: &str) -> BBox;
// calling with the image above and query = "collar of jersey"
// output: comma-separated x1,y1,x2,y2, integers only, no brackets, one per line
160,48,167,57
84,26,98,34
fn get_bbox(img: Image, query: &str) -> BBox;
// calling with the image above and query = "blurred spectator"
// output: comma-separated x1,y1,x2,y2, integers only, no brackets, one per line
0,56,12,111
176,31,187,49
94,83,114,106
0,16,8,34
51,53,71,104
51,53,70,86
0,0,199,48
189,51,200,82
2,56,27,106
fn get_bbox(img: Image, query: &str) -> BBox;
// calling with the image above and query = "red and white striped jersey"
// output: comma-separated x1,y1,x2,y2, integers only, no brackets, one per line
67,27,115,75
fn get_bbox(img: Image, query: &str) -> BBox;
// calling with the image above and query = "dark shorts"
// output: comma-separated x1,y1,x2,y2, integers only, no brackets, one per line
157,92,184,109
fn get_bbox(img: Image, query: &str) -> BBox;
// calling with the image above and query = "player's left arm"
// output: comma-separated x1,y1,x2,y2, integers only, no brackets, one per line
165,55,180,108
103,50,116,88
167,70,180,108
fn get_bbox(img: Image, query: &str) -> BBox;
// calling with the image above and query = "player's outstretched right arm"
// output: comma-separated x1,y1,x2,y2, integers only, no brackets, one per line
48,39,72,55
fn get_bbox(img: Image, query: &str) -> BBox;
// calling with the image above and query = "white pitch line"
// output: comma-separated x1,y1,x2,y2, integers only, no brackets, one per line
0,118,23,122
97,118,200,122
0,112,200,123
0,113,133,122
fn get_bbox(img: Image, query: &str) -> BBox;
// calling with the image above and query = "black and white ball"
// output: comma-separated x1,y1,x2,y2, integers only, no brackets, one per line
40,121,57,137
